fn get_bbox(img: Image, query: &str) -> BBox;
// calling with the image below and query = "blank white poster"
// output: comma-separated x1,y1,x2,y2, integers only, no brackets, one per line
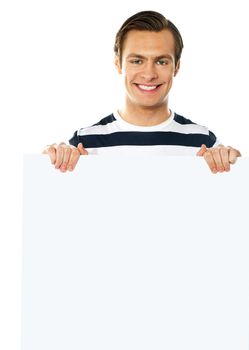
22,156,249,350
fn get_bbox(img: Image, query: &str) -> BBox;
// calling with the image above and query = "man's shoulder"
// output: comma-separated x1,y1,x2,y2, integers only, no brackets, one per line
77,113,117,136
68,113,116,146
173,112,211,134
172,112,219,147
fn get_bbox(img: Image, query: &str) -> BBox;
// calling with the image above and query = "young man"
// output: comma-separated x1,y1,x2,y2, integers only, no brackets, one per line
44,10,241,173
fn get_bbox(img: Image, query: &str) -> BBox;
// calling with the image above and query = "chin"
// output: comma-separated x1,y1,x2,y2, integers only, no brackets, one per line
138,103,163,109
138,98,164,106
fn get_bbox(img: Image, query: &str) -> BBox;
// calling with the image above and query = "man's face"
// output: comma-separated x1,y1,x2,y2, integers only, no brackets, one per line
115,29,180,109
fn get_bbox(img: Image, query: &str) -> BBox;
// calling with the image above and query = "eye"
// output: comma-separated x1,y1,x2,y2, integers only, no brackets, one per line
157,59,168,65
130,59,143,65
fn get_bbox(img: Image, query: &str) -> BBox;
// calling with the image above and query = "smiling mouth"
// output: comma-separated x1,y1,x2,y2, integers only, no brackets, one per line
135,84,162,92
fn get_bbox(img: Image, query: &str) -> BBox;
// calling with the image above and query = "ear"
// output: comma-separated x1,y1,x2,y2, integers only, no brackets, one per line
174,60,180,76
115,55,122,74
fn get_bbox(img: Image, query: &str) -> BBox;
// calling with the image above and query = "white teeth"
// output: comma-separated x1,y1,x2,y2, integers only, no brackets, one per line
138,84,158,91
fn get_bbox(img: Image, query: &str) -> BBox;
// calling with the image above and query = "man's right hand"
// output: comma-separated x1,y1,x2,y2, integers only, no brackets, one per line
42,143,88,172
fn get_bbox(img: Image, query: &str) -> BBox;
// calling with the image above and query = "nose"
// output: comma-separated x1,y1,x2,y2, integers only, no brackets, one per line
140,62,158,81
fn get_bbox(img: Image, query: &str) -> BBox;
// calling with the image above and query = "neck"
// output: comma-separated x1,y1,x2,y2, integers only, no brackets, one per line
118,99,171,126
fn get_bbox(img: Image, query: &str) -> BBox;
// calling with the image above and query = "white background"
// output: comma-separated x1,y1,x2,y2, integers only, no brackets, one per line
0,0,249,349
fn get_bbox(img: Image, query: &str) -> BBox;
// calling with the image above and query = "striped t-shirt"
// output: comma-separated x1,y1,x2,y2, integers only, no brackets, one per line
69,111,220,156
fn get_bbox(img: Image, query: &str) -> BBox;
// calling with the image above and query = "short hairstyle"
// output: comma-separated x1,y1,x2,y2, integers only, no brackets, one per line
114,10,184,67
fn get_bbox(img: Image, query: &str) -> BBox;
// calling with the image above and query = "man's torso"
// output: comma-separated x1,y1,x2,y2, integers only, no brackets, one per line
69,111,219,156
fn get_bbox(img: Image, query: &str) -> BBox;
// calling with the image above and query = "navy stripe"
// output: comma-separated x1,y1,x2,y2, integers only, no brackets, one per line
92,114,116,126
75,131,215,148
174,113,196,125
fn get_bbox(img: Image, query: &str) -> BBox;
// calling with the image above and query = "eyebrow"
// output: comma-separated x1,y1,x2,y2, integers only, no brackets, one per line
126,53,173,60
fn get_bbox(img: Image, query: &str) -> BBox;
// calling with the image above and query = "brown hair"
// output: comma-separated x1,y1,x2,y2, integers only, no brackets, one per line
114,10,184,67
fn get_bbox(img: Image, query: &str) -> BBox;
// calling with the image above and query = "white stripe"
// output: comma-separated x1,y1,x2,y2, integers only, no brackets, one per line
78,120,119,136
78,112,211,136
168,120,210,135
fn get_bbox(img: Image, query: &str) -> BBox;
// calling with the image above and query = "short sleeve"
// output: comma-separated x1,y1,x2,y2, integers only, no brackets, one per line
208,130,221,148
69,131,79,147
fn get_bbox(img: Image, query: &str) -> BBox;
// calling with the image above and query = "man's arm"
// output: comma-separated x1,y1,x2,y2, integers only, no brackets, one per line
43,143,88,172
197,144,241,173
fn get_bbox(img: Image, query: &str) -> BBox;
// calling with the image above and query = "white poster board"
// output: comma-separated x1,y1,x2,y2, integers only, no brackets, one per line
22,156,249,350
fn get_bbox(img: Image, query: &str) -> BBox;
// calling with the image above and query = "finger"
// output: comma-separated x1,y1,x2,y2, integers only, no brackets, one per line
196,144,207,157
67,148,81,171
220,147,230,172
211,148,225,172
54,144,65,169
228,147,241,164
203,151,217,173
77,142,88,155
43,145,56,165
60,147,72,172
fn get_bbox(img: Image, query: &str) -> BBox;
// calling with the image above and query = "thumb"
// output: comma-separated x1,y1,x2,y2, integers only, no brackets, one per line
197,144,207,157
77,142,88,155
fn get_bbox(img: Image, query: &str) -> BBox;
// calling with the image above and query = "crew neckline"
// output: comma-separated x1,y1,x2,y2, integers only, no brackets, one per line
113,110,175,131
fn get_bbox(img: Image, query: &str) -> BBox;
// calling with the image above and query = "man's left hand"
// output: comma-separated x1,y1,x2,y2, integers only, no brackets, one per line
197,144,241,173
